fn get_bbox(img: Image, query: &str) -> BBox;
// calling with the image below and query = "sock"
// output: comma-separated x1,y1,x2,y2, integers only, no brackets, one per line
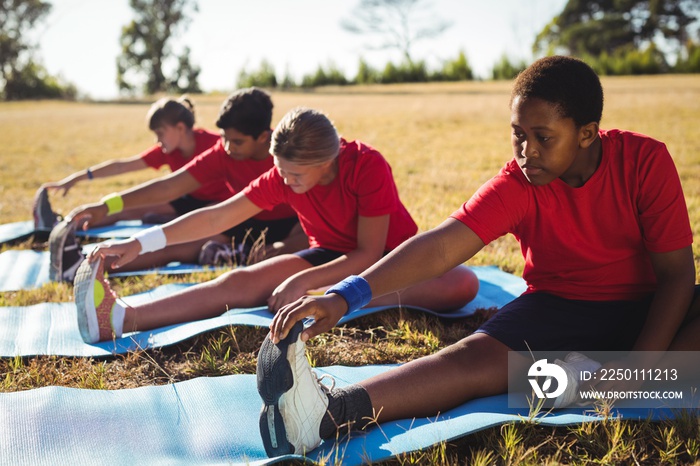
110,299,127,337
320,383,374,439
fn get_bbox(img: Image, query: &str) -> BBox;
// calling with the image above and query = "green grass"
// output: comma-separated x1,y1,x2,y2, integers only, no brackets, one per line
1,77,700,464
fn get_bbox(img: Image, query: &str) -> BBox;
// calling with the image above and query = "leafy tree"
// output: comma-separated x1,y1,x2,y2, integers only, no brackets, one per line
675,40,700,71
534,0,700,68
237,60,278,89
491,54,527,80
117,0,200,95
300,62,348,88
0,0,74,100
341,0,452,64
435,50,474,81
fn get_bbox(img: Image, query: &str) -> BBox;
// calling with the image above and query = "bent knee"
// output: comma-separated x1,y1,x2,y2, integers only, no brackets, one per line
433,266,479,310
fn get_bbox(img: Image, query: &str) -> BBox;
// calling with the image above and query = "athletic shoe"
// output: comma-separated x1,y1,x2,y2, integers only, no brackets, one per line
552,352,602,408
32,187,59,231
198,240,247,266
257,321,329,457
73,256,125,343
48,219,85,282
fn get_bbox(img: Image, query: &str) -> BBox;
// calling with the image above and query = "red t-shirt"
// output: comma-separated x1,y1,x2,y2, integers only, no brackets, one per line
185,140,296,221
243,139,418,252
139,128,221,201
451,129,692,301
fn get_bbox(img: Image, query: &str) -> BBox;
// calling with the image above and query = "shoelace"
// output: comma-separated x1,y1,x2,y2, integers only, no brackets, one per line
315,373,336,394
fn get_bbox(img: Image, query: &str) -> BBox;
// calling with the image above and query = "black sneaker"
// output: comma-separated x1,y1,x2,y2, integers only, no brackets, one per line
48,220,85,282
32,187,59,231
257,321,329,457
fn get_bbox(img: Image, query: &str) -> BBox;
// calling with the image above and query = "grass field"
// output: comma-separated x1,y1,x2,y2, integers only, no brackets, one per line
1,76,700,464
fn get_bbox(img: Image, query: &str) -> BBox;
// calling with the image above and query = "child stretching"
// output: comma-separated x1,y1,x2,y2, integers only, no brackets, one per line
256,56,700,457
40,96,220,226
73,107,478,344
48,88,302,281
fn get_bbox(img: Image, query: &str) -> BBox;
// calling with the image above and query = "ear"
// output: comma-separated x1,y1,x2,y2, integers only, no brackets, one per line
174,121,188,134
578,122,599,149
255,129,272,144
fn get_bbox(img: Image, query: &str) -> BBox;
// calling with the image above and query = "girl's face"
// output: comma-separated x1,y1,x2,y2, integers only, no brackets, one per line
510,96,598,188
274,156,336,194
153,123,184,154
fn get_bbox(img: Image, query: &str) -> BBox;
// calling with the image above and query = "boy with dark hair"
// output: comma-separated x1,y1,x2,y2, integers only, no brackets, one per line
257,56,700,456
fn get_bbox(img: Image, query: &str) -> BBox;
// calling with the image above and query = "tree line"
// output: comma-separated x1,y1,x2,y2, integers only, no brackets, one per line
1,0,699,100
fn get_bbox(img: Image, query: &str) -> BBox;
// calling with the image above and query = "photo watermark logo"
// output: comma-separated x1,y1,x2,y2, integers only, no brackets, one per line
527,358,568,400
508,351,700,410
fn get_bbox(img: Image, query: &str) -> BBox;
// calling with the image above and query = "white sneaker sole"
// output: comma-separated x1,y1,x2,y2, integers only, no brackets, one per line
74,257,101,343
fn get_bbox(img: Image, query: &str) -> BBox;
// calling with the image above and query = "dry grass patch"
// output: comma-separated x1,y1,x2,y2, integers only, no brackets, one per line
2,77,700,464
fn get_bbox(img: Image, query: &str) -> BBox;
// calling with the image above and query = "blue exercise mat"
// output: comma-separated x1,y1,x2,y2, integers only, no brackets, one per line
0,221,35,245
0,266,526,357
0,364,686,466
0,220,154,246
0,248,212,292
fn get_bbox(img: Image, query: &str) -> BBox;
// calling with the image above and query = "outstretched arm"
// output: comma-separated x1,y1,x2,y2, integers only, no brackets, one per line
267,214,390,312
43,155,148,196
89,192,263,268
270,218,485,342
66,167,201,228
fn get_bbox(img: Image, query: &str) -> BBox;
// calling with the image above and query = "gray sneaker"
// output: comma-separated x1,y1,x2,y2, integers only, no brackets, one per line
48,220,85,282
32,187,59,231
198,240,247,266
257,321,329,457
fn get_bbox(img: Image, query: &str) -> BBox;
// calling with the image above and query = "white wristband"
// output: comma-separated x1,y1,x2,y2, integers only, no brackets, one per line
133,227,167,254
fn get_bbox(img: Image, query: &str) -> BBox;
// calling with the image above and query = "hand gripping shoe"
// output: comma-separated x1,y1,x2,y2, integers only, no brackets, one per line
257,321,329,457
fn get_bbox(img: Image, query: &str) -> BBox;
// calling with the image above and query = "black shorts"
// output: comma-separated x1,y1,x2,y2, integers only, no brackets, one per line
294,247,345,266
222,216,299,248
169,195,212,216
476,286,700,352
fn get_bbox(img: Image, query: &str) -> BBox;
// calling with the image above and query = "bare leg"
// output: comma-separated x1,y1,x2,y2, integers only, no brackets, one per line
369,265,479,312
122,254,312,332
360,332,524,422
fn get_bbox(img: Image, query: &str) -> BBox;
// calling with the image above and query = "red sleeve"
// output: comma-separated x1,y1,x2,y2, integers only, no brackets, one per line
352,146,403,217
450,162,530,245
636,139,693,253
242,167,288,211
184,143,227,187
139,145,167,169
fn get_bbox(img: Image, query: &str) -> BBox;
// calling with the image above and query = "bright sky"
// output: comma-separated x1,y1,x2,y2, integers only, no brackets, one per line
35,0,567,99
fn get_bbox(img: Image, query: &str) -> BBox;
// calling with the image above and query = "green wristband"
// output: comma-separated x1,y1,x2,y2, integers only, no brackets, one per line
101,193,124,215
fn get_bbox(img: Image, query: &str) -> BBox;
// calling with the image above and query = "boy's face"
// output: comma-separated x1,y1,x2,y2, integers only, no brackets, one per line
510,96,592,187
220,127,270,161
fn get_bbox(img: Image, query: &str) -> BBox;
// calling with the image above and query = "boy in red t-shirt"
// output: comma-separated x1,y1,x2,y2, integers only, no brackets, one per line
48,88,304,281
72,107,478,343
254,56,700,456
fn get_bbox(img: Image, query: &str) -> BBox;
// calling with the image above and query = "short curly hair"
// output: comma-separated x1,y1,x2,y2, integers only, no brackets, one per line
216,87,273,138
511,56,603,127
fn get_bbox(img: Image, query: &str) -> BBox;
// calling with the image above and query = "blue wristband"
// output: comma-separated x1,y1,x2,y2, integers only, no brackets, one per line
86,168,93,180
325,275,373,313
